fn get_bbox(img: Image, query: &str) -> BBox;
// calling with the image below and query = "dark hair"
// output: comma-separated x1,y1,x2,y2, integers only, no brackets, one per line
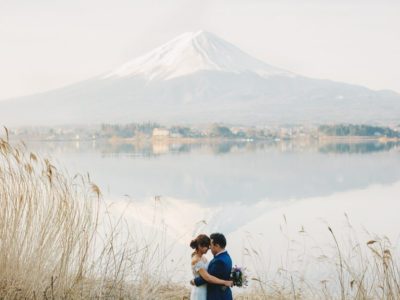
210,233,226,248
190,234,210,250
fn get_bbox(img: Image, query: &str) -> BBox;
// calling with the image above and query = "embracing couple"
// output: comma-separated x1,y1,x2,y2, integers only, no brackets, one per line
189,233,233,300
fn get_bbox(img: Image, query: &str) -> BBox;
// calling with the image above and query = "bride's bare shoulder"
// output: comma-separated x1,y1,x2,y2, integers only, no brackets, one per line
191,254,201,265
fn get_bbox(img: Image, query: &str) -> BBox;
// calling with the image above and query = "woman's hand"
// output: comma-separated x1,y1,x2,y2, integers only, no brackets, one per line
224,280,233,287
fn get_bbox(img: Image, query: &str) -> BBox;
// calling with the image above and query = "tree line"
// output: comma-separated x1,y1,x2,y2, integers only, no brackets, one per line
318,124,400,137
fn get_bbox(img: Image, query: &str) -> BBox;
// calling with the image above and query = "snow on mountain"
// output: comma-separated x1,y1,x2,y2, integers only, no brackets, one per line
0,30,399,126
104,30,293,80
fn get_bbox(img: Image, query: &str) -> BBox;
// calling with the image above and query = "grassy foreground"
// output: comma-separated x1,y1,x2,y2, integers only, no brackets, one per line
0,135,190,299
1,133,400,299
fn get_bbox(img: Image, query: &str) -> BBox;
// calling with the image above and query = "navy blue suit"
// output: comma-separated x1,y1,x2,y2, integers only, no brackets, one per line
194,251,233,300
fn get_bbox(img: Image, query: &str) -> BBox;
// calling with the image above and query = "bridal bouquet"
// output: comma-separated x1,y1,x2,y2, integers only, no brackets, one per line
230,265,248,287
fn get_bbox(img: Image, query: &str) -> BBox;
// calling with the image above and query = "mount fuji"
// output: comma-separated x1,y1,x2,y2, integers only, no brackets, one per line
1,30,400,126
104,31,293,80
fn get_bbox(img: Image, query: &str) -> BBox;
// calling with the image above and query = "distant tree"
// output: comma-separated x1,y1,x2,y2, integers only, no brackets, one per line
211,125,235,138
318,124,399,137
170,126,196,137
235,131,247,138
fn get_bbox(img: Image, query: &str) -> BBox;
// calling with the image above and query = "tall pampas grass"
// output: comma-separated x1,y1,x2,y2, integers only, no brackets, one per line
0,131,186,299
237,215,400,299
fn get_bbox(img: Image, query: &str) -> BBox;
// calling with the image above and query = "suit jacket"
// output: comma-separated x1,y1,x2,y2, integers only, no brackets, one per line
194,251,233,300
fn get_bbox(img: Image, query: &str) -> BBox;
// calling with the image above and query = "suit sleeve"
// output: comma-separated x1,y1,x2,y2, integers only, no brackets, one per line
194,260,225,286
194,274,207,286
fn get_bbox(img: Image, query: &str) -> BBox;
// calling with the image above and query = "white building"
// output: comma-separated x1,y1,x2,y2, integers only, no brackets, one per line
152,128,170,137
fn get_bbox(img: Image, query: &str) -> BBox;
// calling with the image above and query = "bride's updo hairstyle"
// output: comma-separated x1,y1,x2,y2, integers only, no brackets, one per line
190,234,210,256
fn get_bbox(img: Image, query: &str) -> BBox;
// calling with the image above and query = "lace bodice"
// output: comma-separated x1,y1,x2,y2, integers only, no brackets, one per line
192,257,208,278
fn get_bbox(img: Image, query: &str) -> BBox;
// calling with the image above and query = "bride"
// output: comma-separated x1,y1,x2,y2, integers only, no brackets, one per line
190,234,232,300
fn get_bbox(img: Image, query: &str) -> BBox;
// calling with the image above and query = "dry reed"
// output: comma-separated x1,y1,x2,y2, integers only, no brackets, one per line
237,215,400,299
0,133,184,299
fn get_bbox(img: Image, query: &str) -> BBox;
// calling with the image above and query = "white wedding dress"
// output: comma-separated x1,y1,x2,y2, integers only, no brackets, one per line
190,256,208,300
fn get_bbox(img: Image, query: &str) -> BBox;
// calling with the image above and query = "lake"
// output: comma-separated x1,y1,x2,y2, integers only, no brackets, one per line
25,139,400,283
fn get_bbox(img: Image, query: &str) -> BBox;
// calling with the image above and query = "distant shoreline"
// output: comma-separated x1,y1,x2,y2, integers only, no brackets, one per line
108,136,254,145
108,135,400,145
12,135,399,144
317,135,400,143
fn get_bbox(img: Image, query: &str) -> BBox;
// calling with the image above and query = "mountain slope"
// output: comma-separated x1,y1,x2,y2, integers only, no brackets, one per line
1,31,399,126
104,30,293,80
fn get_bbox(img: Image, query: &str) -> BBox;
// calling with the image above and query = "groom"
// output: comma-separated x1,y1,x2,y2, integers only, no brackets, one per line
193,233,233,300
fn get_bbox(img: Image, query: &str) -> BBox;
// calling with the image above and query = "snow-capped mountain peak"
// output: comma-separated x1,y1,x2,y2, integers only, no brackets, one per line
3,30,398,127
104,30,293,80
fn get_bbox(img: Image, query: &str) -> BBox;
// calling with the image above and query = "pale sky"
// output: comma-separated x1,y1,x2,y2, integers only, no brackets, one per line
1,0,400,100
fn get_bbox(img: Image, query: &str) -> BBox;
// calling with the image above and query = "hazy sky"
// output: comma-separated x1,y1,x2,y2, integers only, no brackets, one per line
1,0,400,100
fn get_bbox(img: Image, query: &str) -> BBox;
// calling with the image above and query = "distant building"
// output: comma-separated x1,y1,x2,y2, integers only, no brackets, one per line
152,128,170,138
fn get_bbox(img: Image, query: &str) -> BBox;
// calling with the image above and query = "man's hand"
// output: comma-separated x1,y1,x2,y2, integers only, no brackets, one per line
190,279,195,286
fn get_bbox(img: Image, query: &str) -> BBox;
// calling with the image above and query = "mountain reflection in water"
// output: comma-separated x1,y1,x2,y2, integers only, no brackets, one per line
25,139,400,206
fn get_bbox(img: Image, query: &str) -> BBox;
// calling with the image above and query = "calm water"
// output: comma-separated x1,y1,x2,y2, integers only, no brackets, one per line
25,139,400,281
27,139,400,204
